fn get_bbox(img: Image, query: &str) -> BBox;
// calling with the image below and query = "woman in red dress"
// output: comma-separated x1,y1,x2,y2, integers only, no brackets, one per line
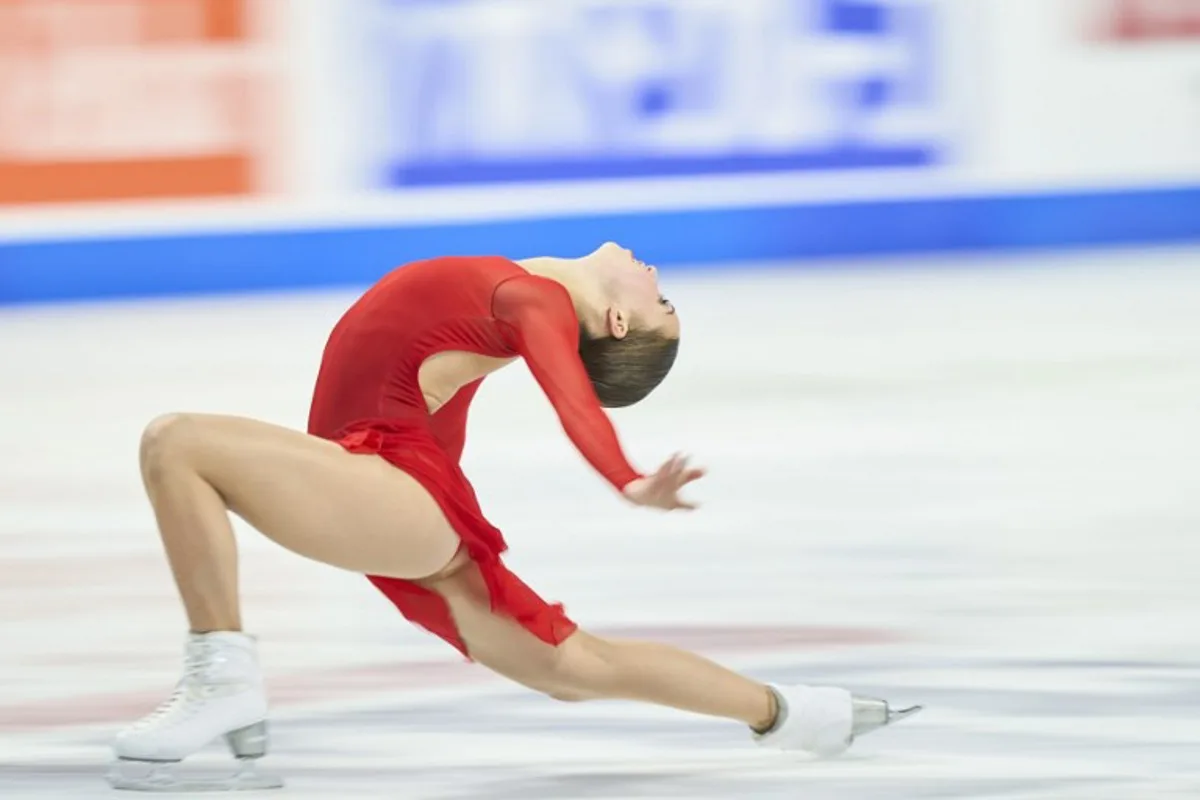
108,243,917,790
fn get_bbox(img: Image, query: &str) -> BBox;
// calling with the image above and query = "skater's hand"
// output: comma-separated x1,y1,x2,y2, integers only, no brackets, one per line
622,454,705,511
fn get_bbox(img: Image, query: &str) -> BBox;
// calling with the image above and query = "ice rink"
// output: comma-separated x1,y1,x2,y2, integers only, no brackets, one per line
2,248,1199,798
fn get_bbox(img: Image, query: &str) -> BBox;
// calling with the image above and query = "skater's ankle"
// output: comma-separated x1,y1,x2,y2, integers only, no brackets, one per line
750,686,783,734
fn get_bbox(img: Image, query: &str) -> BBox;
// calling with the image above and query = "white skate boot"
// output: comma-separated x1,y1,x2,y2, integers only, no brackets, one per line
753,684,922,757
107,631,283,791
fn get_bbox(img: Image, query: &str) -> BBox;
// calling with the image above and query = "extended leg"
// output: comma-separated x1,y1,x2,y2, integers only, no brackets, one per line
431,565,774,724
428,563,920,757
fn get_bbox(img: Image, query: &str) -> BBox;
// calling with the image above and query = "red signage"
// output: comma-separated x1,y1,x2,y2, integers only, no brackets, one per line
1092,0,1200,41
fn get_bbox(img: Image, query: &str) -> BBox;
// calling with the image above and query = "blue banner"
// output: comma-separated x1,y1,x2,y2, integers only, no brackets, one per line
366,0,951,186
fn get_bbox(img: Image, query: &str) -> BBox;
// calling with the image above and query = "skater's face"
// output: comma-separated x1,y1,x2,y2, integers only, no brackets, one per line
575,242,681,407
590,241,680,341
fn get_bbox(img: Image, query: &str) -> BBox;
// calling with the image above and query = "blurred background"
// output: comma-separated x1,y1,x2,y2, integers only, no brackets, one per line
2,1,1200,797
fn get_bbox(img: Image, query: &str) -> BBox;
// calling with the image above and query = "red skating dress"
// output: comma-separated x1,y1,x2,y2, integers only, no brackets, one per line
307,256,642,657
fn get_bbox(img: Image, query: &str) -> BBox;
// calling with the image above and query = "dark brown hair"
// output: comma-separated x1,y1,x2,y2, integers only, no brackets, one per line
578,325,679,408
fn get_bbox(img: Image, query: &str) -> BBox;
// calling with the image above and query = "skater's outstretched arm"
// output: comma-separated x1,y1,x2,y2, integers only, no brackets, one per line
492,275,703,510
492,274,642,490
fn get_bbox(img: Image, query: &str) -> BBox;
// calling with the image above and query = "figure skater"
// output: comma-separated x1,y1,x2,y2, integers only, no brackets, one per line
108,243,919,791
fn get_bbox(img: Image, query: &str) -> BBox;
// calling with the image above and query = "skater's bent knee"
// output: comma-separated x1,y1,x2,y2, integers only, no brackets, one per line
140,413,202,481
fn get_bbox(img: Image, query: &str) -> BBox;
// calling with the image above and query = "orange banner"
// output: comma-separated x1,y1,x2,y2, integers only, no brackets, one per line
0,0,275,204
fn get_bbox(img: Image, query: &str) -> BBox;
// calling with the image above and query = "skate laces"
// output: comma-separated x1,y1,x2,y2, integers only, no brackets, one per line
129,640,221,731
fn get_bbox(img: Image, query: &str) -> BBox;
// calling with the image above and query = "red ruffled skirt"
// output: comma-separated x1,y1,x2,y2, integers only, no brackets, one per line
332,419,577,658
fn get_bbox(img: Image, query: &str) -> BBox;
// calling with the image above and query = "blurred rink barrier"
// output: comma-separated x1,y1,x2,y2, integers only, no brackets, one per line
0,0,1198,306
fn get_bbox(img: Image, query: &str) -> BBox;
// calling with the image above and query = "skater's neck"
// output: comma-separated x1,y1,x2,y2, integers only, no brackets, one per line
514,256,609,336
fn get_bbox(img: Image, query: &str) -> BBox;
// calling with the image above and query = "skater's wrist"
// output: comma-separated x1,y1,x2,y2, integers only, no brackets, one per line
619,476,647,502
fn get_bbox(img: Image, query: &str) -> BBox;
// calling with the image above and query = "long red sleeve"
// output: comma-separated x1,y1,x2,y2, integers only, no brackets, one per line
492,275,642,491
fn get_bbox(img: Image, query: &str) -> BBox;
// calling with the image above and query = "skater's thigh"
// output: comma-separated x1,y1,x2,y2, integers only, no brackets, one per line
144,413,461,579
426,565,569,691
427,565,598,700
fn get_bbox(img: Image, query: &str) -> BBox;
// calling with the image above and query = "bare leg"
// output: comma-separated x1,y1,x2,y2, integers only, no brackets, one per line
140,441,243,632
122,412,912,772
565,633,778,730
113,412,468,778
427,564,778,731
138,413,464,632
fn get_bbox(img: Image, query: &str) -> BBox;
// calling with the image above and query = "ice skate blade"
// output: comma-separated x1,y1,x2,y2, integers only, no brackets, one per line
107,759,283,793
888,705,923,725
850,696,923,738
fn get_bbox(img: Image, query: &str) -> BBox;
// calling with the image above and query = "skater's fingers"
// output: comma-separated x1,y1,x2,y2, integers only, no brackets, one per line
657,453,686,479
672,456,693,482
656,454,680,478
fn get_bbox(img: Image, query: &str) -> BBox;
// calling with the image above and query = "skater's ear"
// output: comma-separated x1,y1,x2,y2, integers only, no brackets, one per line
604,307,630,340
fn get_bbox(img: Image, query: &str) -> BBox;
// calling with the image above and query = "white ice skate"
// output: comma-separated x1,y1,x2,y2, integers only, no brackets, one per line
107,631,283,792
753,684,922,757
